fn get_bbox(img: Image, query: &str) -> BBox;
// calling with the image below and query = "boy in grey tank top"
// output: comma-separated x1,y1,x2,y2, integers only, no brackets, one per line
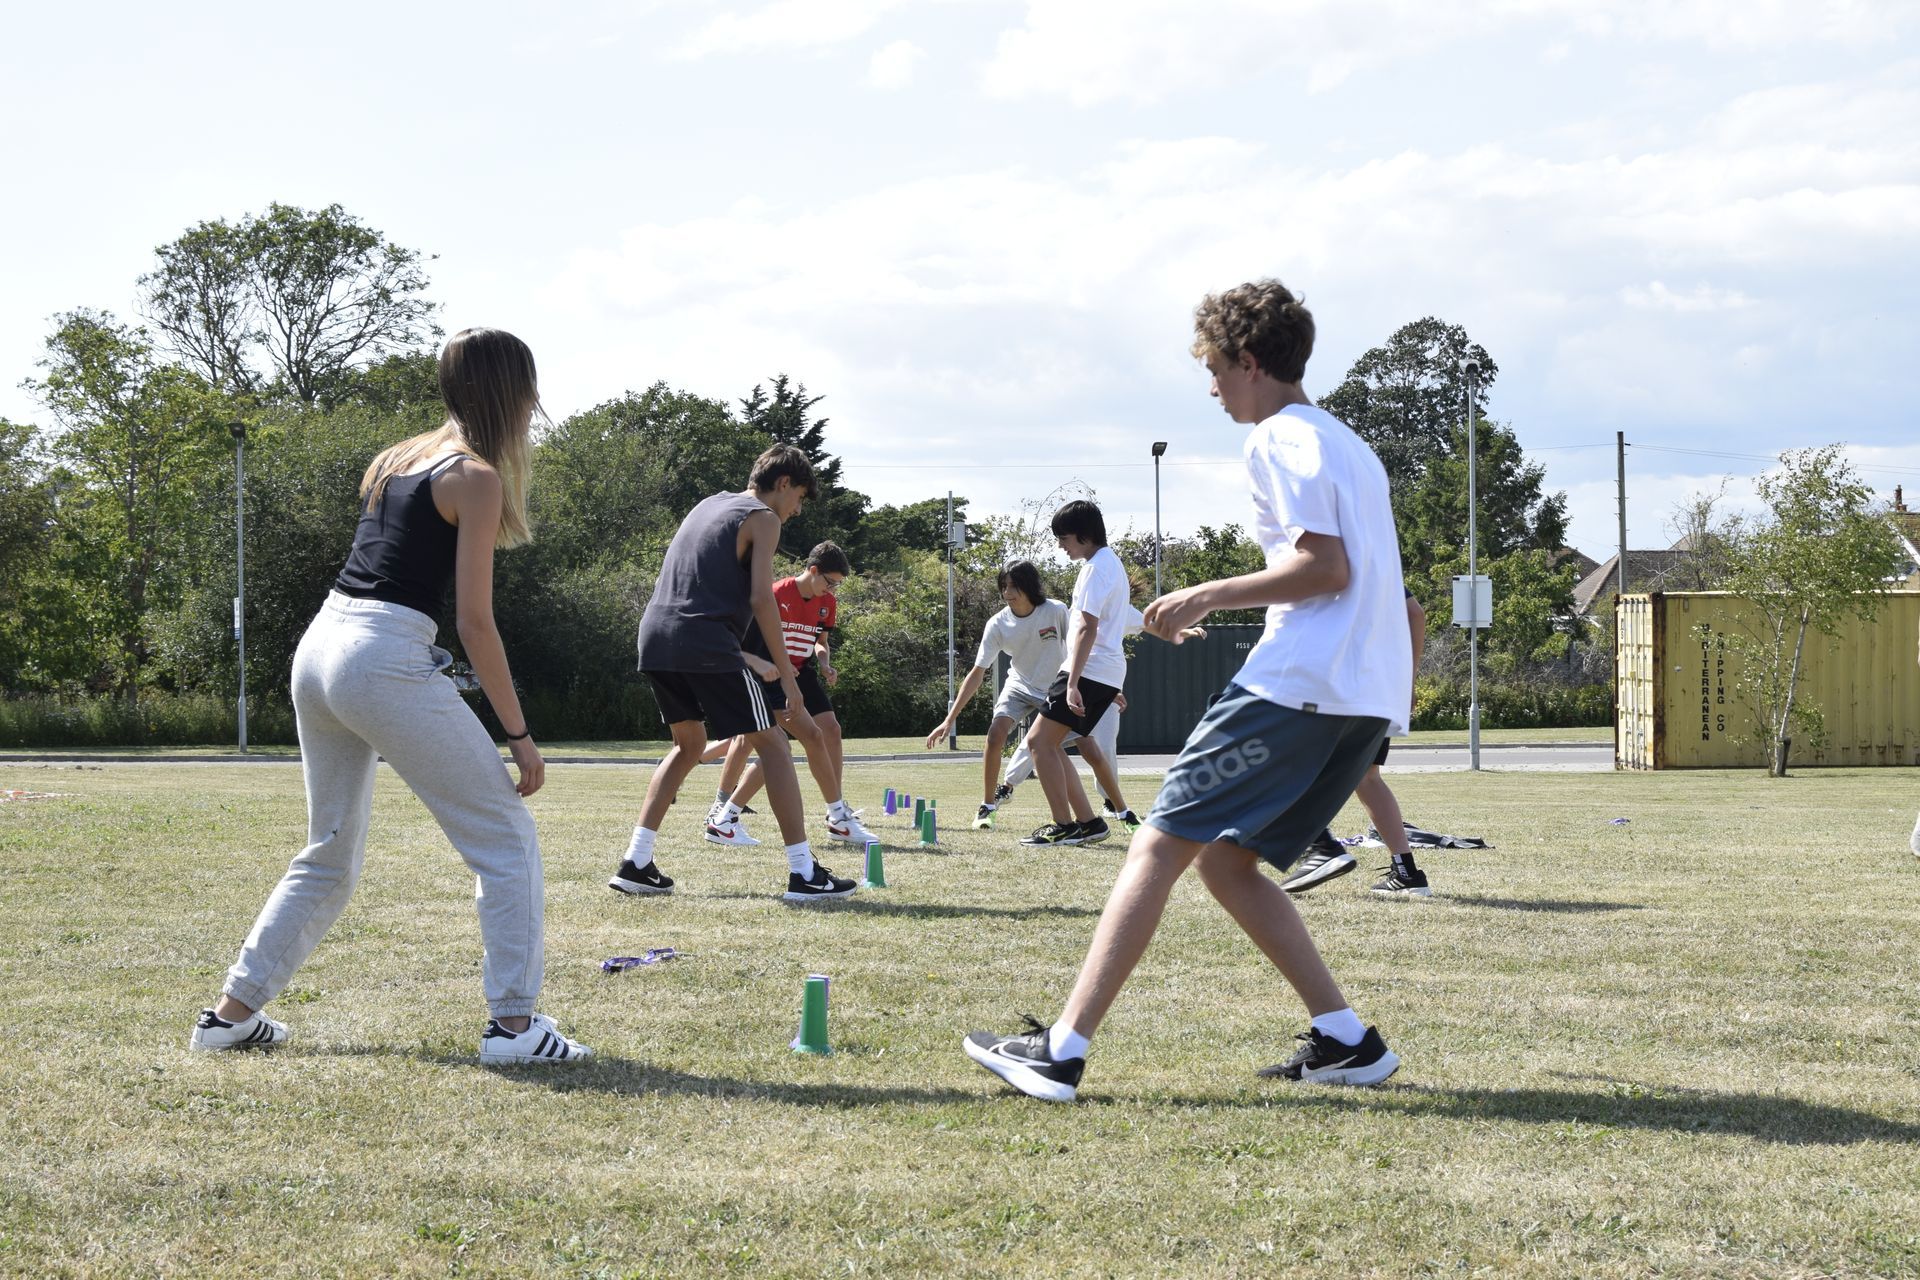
610,445,861,902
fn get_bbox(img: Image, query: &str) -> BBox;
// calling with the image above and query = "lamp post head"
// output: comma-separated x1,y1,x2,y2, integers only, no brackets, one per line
1460,359,1481,378
229,421,248,442
1151,441,1167,458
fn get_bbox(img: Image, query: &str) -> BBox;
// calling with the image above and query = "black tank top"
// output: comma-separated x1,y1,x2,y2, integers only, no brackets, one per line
333,456,463,618
635,490,769,672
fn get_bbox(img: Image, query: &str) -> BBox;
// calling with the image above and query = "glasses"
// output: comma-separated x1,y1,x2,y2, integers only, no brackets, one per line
601,948,681,972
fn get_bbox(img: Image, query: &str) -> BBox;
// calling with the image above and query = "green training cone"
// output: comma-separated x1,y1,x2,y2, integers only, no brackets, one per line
914,797,926,825
861,839,886,888
920,806,938,846
791,974,831,1054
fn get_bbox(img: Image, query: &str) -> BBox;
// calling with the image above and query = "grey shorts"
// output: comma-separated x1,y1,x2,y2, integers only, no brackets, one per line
992,683,1050,723
1144,682,1387,871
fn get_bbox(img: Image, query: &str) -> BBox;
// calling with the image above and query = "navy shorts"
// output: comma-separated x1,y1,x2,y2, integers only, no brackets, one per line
645,667,787,740
1144,682,1387,870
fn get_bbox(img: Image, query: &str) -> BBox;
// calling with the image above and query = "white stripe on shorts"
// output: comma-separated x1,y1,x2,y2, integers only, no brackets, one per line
742,670,770,731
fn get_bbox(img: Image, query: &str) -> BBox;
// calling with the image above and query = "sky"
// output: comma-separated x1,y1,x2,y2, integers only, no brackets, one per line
4,0,1918,564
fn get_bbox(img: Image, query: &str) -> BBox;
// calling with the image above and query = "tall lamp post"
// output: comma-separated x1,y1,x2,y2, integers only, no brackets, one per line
1151,441,1167,597
230,420,248,754
1462,361,1480,771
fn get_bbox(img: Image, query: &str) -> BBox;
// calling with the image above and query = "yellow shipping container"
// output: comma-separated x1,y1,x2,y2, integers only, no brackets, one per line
1616,591,1920,769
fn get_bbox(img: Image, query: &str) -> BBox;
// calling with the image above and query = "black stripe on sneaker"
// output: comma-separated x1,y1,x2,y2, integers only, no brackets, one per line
534,1030,554,1058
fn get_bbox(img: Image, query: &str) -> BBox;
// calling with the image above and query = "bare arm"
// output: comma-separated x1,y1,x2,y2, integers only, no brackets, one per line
742,509,815,736
441,459,542,797
927,666,990,748
1064,613,1099,713
1406,595,1427,713
1144,532,1349,640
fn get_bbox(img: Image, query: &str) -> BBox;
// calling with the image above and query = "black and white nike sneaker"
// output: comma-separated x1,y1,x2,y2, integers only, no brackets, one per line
609,859,675,895
1019,822,1077,846
783,861,857,902
993,783,1014,805
963,1015,1085,1103
1257,1026,1399,1085
480,1012,592,1064
1281,831,1356,894
1072,817,1111,845
189,1007,288,1052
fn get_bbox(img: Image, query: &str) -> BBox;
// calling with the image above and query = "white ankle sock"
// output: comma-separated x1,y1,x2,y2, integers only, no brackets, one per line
721,801,743,823
786,841,815,876
625,826,657,867
1048,1024,1089,1061
828,798,850,820
1310,1008,1366,1046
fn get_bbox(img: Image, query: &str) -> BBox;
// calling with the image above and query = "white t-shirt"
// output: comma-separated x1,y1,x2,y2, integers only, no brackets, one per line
1064,545,1132,689
1232,403,1412,735
975,598,1069,700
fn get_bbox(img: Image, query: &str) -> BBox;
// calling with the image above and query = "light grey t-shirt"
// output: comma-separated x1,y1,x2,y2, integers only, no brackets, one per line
975,599,1070,700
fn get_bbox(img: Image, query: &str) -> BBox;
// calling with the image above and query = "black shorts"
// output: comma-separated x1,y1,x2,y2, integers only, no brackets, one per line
1037,671,1122,737
644,667,787,740
794,662,834,717
1375,738,1391,768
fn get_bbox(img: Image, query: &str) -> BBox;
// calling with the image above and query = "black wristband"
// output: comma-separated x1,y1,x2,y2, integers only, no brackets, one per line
503,726,531,741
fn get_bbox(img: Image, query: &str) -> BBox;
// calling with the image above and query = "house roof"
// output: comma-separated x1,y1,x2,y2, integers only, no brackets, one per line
1573,549,1704,615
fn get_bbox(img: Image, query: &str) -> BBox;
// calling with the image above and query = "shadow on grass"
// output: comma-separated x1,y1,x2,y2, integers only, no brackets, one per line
1447,894,1645,914
1156,1078,1916,1145
700,893,1099,921
499,1059,981,1107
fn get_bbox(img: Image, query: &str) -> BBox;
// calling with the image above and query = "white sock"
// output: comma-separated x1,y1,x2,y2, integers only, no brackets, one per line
1049,1024,1090,1061
786,841,815,877
1310,1007,1366,1046
981,801,997,812
828,798,851,821
625,826,657,867
721,801,743,823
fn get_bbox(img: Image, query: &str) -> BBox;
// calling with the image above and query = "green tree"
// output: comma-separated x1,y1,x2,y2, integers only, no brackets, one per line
0,420,60,686
1159,524,1266,623
850,497,962,575
24,310,224,696
140,203,439,406
1716,446,1904,776
739,374,868,555
1319,317,1495,485
1396,416,1569,582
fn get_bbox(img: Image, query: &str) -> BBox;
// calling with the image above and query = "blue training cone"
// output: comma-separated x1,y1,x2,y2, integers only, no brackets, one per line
884,788,897,816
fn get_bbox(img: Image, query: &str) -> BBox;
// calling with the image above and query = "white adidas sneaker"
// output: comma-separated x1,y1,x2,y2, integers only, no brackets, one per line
479,1012,592,1064
190,1007,289,1052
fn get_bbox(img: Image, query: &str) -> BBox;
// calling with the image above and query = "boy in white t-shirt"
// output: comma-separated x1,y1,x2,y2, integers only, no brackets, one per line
1015,501,1134,849
924,561,1070,829
965,279,1407,1102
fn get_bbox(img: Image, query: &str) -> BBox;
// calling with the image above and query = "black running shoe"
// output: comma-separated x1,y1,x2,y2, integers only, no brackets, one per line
1257,1026,1399,1085
1370,864,1432,898
783,861,857,902
609,859,674,895
1101,802,1141,831
1019,822,1078,846
1072,817,1111,845
962,1014,1084,1102
1281,831,1356,894
973,803,996,831
993,783,1013,804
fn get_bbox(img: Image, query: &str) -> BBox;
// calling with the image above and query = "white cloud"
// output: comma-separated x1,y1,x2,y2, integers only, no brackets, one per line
1620,281,1755,312
674,0,908,59
865,38,925,89
978,0,1920,105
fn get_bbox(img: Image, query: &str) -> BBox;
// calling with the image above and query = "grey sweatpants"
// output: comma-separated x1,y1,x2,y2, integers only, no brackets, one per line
223,592,543,1019
1001,702,1121,805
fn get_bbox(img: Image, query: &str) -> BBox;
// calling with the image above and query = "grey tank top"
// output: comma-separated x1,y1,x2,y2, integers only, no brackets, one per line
636,490,769,672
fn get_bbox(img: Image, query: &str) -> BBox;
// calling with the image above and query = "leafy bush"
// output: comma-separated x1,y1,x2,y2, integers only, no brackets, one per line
0,692,295,747
1412,677,1612,730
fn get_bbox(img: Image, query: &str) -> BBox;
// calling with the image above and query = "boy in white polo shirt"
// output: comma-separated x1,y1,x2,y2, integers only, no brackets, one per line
965,279,1408,1101
1016,500,1132,849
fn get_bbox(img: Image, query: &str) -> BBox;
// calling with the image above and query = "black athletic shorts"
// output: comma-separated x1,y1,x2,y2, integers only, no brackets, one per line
794,661,834,717
645,667,787,740
1375,738,1391,768
1037,671,1122,737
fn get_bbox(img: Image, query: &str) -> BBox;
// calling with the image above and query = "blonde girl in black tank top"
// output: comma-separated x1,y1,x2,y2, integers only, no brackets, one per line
190,328,590,1065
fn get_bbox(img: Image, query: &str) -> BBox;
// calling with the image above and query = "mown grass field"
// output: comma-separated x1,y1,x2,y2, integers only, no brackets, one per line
1,757,1916,1278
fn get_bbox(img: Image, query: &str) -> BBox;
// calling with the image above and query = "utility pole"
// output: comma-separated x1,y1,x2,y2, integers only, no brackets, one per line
1464,361,1481,770
1616,431,1628,602
945,491,958,751
231,421,248,754
1151,441,1167,597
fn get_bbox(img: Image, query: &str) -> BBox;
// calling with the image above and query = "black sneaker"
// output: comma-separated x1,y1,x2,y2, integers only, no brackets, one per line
1370,864,1432,898
1019,822,1078,846
973,803,996,831
783,861,857,902
1281,832,1356,894
609,859,674,895
1102,804,1141,831
1072,817,1111,846
993,783,1013,804
962,1015,1084,1102
1257,1026,1399,1085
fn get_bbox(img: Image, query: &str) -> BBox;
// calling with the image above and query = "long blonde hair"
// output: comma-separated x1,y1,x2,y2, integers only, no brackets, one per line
360,327,539,548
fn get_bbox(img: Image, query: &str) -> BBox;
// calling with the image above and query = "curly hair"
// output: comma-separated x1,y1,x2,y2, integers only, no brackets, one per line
1190,279,1315,383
